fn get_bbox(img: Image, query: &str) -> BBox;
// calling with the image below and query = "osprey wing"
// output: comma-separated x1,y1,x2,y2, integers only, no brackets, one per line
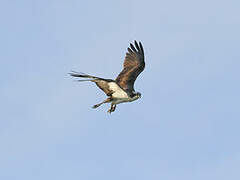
115,41,145,93
94,80,114,96
69,71,115,96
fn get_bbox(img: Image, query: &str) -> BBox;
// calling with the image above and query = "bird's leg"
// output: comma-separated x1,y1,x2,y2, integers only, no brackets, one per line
92,97,111,109
107,103,117,113
112,104,116,112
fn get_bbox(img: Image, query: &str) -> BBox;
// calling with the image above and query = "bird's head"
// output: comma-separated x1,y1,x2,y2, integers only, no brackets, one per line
130,92,141,100
135,92,141,99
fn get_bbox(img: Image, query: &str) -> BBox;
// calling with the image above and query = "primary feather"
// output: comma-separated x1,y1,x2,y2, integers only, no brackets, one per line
115,41,145,94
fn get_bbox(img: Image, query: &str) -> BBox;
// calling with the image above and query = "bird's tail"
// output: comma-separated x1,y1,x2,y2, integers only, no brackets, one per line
69,71,105,82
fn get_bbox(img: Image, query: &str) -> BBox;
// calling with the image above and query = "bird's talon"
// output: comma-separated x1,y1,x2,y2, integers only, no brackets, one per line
92,105,98,109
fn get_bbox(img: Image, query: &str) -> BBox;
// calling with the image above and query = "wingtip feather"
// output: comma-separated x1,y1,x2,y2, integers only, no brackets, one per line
130,43,137,52
134,41,140,51
139,42,144,55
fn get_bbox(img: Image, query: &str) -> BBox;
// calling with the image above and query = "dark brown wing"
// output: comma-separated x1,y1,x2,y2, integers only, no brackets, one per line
115,41,145,93
94,80,114,96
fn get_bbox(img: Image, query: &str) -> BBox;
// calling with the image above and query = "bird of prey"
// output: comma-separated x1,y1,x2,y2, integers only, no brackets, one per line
69,40,145,113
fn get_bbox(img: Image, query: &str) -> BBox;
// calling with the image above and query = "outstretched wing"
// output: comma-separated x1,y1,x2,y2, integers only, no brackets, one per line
69,71,114,96
94,80,114,96
115,41,145,93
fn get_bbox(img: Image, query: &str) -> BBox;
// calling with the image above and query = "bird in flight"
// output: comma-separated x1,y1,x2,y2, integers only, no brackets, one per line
69,40,145,113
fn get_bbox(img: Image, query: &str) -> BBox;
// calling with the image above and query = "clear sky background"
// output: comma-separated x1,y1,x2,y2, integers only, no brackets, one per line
1,0,240,179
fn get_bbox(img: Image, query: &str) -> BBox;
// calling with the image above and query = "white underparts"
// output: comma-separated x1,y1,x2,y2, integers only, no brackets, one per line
108,82,128,98
108,82,139,105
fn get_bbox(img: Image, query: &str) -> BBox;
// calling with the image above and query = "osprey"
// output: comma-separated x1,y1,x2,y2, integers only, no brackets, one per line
69,40,145,113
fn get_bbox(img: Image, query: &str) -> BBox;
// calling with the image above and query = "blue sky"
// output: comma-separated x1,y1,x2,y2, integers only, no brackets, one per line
1,0,240,179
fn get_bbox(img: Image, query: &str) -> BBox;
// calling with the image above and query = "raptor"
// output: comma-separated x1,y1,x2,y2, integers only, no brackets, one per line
69,41,145,113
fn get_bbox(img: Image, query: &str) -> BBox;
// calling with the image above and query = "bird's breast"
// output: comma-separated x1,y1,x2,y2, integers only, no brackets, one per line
108,82,129,98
